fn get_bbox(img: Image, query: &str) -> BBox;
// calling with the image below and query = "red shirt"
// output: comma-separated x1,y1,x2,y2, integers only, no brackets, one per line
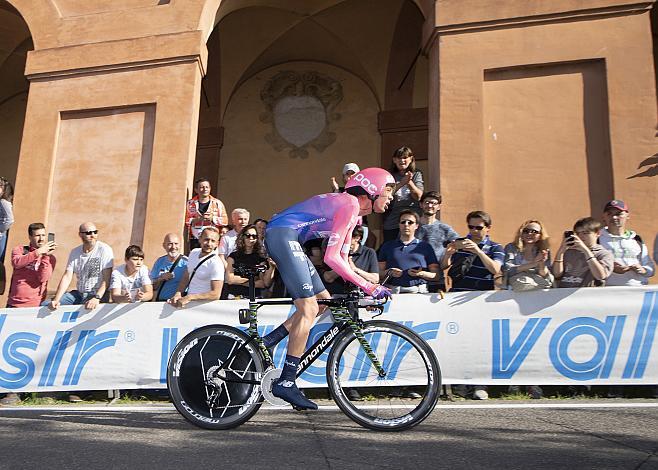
8,245,56,307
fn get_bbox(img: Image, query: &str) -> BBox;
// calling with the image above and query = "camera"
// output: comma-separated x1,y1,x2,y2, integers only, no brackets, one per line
443,237,467,248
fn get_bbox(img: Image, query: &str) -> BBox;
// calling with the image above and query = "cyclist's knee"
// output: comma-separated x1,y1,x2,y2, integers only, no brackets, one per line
294,297,319,318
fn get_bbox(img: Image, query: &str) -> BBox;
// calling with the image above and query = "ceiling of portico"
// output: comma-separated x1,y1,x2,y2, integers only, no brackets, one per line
0,0,31,105
213,0,430,26
212,0,425,118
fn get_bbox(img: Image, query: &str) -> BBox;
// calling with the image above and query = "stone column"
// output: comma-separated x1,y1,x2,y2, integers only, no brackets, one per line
424,0,657,244
7,31,207,296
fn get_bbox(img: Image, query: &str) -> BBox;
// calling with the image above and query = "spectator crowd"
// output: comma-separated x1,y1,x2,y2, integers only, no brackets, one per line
0,146,656,404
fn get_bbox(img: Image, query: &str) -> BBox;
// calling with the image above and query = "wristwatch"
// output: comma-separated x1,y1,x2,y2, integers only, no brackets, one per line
93,294,101,300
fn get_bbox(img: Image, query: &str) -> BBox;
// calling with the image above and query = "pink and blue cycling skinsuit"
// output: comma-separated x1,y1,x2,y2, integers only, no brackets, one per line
265,192,375,299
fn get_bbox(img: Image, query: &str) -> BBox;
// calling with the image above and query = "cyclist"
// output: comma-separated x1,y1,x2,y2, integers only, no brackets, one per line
262,167,395,410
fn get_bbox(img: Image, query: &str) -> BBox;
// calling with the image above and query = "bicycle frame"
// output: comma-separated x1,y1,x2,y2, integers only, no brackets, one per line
228,297,387,382
213,265,389,388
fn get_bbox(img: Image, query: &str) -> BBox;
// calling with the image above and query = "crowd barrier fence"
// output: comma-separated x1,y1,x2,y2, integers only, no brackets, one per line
0,286,656,393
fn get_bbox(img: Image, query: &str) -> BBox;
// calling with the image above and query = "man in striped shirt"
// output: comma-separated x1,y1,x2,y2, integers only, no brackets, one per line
441,210,504,292
440,210,504,400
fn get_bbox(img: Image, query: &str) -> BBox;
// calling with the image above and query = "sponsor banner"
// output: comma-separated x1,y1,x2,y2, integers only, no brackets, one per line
0,286,656,392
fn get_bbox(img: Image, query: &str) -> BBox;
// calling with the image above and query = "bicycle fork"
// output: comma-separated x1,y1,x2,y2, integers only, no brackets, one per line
333,308,387,378
295,308,387,379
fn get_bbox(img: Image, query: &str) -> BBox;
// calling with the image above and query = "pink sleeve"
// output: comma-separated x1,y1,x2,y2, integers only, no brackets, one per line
323,199,374,293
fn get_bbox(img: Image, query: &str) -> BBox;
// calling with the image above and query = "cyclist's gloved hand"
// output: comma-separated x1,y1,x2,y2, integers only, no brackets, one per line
368,284,392,300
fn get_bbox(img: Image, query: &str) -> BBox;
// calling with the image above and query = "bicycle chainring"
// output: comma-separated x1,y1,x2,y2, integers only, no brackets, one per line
261,368,287,406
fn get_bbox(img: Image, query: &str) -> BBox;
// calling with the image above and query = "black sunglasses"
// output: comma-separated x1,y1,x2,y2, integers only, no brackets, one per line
80,230,98,235
244,234,258,239
399,220,416,225
467,225,485,231
522,228,540,235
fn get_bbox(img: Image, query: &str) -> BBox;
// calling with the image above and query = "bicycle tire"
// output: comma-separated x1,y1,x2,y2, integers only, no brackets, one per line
167,325,264,430
326,320,441,431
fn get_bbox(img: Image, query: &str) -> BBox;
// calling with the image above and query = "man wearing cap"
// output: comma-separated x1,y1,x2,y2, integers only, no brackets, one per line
330,163,360,193
331,163,370,244
599,200,654,286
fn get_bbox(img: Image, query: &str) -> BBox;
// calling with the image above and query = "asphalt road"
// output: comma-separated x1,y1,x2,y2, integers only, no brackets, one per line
0,401,657,469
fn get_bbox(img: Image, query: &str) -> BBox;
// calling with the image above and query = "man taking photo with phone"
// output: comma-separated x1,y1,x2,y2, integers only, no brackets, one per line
441,210,504,293
6,223,56,308
553,217,614,288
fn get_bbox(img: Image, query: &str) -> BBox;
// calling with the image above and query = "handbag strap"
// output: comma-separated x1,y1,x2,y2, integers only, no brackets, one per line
183,253,217,296
154,254,183,301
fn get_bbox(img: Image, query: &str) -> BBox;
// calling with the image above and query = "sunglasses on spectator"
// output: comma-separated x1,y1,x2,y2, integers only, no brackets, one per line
422,200,440,206
80,230,98,235
522,228,540,235
244,233,258,239
399,220,416,225
467,225,486,231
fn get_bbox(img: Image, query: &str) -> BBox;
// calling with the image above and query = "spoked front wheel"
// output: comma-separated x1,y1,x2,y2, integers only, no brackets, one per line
167,325,265,430
326,320,441,431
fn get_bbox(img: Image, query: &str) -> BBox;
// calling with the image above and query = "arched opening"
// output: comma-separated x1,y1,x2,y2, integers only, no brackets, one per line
194,0,427,239
0,0,32,187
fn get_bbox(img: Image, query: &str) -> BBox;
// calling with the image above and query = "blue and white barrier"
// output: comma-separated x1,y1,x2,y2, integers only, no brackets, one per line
0,286,655,392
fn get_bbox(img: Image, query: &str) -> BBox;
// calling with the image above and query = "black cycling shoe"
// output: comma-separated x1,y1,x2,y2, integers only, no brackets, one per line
272,380,318,411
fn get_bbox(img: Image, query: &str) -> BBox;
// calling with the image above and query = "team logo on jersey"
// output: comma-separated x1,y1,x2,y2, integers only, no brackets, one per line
296,217,326,229
327,232,341,247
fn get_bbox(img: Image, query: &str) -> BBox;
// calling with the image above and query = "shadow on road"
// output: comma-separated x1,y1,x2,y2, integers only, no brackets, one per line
0,407,657,469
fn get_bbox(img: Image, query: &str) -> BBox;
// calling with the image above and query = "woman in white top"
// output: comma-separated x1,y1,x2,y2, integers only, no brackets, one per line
110,245,153,303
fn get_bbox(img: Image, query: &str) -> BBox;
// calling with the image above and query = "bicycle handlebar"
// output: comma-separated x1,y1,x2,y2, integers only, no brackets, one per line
316,293,387,309
233,263,269,279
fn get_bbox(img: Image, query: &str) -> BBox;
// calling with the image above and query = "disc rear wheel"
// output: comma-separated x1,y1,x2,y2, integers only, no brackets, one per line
167,325,264,430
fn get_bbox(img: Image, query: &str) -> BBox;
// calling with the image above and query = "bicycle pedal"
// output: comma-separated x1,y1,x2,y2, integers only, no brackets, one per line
238,309,250,324
291,404,317,411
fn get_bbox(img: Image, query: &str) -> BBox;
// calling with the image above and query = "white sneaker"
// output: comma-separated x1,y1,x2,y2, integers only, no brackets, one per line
473,388,488,400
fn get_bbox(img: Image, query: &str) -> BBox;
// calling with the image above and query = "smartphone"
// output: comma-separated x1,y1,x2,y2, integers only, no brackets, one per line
47,232,55,243
564,230,576,245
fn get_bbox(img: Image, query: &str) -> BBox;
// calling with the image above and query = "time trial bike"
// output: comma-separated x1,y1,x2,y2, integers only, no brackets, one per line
166,264,441,431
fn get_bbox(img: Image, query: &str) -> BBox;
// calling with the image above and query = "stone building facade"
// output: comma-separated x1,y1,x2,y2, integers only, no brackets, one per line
0,0,656,295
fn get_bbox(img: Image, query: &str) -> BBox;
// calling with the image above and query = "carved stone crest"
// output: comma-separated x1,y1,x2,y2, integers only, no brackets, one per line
260,71,342,158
